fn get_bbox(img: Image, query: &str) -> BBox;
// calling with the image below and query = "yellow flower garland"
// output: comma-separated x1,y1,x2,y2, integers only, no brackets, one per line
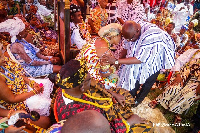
122,119,130,133
62,89,113,109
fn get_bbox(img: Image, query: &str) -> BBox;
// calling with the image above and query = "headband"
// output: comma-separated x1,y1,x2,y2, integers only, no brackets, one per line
98,23,122,38
70,4,81,14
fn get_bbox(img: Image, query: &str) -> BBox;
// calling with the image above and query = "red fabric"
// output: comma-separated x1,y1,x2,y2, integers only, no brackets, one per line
167,71,173,84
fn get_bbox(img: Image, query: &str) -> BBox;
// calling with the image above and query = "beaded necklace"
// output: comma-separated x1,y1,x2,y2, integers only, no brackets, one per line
0,66,15,81
62,89,113,109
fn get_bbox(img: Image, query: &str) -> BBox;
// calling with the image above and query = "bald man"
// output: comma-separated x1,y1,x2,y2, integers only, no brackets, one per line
105,20,176,107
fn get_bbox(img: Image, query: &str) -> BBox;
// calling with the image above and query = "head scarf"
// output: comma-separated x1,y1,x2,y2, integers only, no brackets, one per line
0,17,25,43
98,23,122,38
165,17,173,26
56,59,88,89
70,4,81,15
191,19,198,27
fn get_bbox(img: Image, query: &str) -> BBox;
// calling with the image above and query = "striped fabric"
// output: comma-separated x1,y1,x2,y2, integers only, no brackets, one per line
118,21,176,91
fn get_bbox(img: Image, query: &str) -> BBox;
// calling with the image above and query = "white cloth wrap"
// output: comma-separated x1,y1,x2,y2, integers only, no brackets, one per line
26,78,53,116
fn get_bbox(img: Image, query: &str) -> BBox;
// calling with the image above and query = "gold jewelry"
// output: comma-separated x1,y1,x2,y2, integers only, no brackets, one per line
62,89,113,109
29,80,36,88
31,90,37,95
100,64,110,70
7,109,14,119
122,119,130,133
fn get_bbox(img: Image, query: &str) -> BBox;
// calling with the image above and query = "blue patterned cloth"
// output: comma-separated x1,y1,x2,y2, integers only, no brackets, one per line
118,21,176,91
11,39,53,77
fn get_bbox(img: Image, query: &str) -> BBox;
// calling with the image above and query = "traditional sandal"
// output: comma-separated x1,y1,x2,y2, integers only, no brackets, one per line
174,115,182,124
148,100,157,109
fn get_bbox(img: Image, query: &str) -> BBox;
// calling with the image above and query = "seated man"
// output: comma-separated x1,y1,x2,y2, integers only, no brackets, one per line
149,48,200,123
47,59,153,133
61,110,111,133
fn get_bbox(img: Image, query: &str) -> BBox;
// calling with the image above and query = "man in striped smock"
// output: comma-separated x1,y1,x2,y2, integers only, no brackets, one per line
105,20,176,107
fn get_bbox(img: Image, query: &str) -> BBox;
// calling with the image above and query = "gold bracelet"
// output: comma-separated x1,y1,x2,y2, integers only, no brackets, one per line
29,80,36,88
33,87,39,94
100,64,110,70
31,90,37,95
7,109,14,119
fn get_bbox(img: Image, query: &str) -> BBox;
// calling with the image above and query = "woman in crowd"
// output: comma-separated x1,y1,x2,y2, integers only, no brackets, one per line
149,48,200,123
47,59,153,133
70,4,90,50
76,23,121,90
0,17,61,77
5,0,21,19
0,42,51,130
88,0,108,35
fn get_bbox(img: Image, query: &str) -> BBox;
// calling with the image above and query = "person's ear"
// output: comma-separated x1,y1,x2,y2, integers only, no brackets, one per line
71,15,74,20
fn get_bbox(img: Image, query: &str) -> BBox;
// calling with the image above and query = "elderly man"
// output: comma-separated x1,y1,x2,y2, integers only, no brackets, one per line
105,20,176,107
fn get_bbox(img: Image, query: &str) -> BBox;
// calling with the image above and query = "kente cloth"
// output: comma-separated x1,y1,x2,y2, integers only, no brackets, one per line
0,57,29,111
11,39,53,77
88,7,108,34
156,49,200,114
75,38,118,89
54,81,153,133
118,21,176,91
0,57,53,116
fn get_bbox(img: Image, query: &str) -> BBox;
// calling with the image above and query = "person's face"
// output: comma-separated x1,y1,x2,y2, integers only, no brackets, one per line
27,0,33,3
0,46,5,66
122,29,140,42
19,28,29,38
72,11,83,24
179,28,186,34
165,24,174,34
188,22,194,29
99,0,108,9
40,0,46,6
30,5,37,14
80,73,91,93
110,34,121,45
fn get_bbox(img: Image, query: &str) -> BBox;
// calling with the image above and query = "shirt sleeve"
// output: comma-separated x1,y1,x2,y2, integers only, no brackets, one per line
71,29,86,49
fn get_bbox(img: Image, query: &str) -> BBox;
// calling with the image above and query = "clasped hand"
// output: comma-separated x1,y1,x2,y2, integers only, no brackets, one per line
101,54,116,64
33,83,44,94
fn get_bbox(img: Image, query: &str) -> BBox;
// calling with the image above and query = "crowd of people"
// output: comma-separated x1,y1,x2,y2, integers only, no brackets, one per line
0,0,200,133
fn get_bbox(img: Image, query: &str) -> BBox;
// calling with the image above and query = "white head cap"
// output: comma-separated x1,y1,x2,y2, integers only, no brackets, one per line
0,17,25,43
98,23,122,38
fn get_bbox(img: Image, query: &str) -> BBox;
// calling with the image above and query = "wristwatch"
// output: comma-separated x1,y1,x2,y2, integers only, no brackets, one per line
114,60,119,65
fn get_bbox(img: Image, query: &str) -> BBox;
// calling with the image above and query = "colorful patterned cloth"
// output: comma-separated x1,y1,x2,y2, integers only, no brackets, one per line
118,21,176,91
156,49,200,114
11,39,53,77
75,38,118,89
88,7,108,34
0,57,28,111
52,81,153,133
116,0,146,23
